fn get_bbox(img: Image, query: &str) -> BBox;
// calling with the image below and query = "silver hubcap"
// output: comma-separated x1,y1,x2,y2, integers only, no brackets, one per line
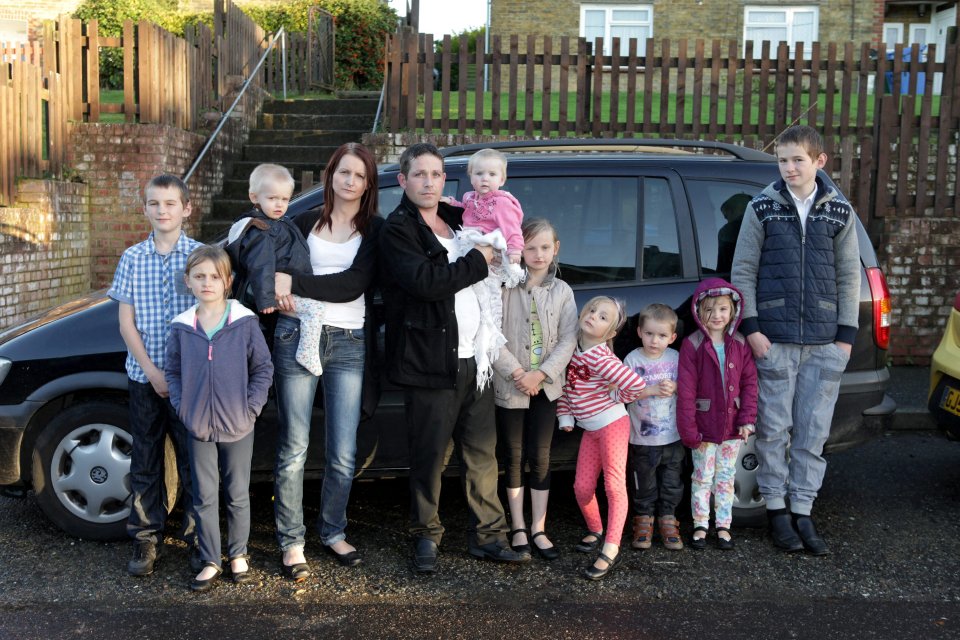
50,423,132,524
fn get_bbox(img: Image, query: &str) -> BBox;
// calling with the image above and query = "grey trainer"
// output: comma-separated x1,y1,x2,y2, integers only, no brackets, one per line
127,540,161,576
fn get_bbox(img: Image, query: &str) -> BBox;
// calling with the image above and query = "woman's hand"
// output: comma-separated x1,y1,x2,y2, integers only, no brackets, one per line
275,272,293,297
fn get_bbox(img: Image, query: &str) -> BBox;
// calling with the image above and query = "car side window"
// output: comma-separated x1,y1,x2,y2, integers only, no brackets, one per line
506,176,638,286
687,180,759,275
378,181,458,217
641,177,682,280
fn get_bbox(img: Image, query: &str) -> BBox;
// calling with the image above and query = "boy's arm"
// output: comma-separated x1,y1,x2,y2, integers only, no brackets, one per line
239,231,280,313
833,210,861,346
118,303,168,397
163,332,182,413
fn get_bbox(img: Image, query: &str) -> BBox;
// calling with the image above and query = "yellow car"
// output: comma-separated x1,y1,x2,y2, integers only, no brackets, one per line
929,291,960,439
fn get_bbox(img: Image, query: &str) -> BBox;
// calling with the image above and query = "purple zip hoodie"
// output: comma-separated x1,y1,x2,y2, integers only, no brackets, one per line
676,278,759,448
165,300,274,442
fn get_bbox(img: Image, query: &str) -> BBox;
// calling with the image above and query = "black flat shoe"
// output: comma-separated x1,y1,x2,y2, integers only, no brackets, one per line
716,528,735,551
793,514,830,556
690,526,708,550
324,543,362,567
531,531,560,561
468,540,531,563
190,563,223,592
509,528,532,554
281,561,311,581
574,531,604,554
584,548,622,580
230,554,252,584
768,511,804,552
412,538,438,574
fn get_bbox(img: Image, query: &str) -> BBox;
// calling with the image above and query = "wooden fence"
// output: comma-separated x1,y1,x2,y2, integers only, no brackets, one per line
385,33,960,223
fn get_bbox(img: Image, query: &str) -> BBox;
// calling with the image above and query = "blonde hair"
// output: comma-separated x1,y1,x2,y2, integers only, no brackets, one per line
638,303,678,334
185,245,233,300
578,295,627,349
521,217,560,271
467,148,508,178
249,163,295,195
697,294,734,333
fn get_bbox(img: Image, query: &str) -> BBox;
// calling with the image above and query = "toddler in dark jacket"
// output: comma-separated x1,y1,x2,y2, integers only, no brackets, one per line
226,163,326,375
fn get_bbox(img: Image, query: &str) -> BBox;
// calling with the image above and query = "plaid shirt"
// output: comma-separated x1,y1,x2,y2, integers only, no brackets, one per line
107,231,203,383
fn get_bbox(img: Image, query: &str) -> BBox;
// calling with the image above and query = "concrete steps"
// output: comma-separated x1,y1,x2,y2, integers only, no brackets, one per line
202,96,378,241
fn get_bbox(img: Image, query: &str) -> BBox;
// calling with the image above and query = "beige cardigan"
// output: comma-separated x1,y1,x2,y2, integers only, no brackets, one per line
492,267,579,409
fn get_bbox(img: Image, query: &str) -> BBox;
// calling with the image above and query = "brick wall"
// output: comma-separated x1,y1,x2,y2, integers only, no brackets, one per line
491,0,883,51
0,180,90,330
0,0,82,40
67,114,248,288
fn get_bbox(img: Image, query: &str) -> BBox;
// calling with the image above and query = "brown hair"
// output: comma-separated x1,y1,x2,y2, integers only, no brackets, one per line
521,217,560,271
185,245,233,300
145,174,189,206
399,142,443,175
638,303,678,334
319,142,379,236
775,125,824,159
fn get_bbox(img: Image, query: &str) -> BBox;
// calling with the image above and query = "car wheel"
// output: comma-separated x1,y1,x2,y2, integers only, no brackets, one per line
732,434,766,527
29,401,182,541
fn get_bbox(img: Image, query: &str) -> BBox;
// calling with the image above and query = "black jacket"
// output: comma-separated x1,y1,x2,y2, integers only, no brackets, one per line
379,194,488,388
225,207,313,312
287,208,383,420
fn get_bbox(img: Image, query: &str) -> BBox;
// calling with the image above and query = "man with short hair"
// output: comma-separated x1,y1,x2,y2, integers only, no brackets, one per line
379,143,530,573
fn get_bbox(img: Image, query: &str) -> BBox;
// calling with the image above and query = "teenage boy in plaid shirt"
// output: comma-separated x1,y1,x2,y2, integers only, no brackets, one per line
108,175,203,576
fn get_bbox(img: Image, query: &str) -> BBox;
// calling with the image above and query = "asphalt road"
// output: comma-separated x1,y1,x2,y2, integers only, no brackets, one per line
0,423,958,639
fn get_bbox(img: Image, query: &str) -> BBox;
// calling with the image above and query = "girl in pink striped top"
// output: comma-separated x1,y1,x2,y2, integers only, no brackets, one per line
558,296,647,580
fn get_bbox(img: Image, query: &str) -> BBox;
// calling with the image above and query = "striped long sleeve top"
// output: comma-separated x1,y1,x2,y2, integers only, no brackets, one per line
557,343,647,431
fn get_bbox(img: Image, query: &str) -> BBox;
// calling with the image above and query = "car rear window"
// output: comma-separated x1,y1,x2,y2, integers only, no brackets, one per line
687,179,760,275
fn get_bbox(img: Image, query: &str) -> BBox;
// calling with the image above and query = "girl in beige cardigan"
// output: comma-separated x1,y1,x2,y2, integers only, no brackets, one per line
493,218,578,560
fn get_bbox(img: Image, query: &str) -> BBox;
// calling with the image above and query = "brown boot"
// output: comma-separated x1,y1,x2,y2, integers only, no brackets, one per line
659,515,684,550
631,515,654,550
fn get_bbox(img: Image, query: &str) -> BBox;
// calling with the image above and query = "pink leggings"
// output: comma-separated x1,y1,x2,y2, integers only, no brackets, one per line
572,416,630,547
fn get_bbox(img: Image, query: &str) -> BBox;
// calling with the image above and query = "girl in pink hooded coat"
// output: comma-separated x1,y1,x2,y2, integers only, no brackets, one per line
677,278,758,550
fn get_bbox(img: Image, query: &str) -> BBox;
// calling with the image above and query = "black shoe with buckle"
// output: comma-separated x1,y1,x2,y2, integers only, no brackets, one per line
690,526,708,551
584,548,622,580
793,514,830,556
574,531,604,554
531,531,560,561
127,540,161,577
768,510,804,552
230,554,252,584
468,540,531,563
509,528,531,554
716,527,735,551
412,538,439,574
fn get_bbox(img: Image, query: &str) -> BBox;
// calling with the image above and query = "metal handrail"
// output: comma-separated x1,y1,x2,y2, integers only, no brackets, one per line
184,27,287,184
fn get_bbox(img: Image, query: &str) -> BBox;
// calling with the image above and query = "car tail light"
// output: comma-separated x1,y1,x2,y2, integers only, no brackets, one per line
866,267,891,350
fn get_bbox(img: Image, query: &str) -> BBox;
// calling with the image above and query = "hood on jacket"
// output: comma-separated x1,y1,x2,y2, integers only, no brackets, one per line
171,300,258,332
690,277,744,338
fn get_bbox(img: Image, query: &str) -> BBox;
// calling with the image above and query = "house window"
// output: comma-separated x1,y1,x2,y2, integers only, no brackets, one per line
909,23,932,46
0,18,28,45
743,6,818,58
883,22,904,47
580,4,653,56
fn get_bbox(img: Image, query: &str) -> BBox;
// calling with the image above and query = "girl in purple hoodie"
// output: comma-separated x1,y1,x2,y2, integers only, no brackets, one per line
677,278,758,551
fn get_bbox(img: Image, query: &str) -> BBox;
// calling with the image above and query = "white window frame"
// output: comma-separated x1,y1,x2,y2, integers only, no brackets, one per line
883,22,905,47
743,6,819,59
579,4,653,56
908,23,932,46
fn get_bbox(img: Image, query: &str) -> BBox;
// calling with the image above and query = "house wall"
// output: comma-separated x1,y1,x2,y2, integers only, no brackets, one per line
0,0,81,41
491,0,885,52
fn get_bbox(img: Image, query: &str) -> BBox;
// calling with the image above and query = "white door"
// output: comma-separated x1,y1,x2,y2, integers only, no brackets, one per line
931,7,957,94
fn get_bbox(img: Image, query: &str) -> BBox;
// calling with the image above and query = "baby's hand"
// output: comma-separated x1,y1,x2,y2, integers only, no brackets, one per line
261,306,277,314
508,253,521,264
560,426,573,433
439,195,454,205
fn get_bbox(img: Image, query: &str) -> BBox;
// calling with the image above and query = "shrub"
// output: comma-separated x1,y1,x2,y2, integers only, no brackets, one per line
434,26,485,90
242,0,397,90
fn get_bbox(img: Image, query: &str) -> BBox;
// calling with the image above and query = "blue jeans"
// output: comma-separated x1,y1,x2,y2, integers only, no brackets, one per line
755,342,850,515
126,379,197,545
188,432,254,566
272,314,365,550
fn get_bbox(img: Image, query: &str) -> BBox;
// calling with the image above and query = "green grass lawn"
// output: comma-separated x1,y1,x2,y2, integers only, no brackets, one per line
416,90,938,134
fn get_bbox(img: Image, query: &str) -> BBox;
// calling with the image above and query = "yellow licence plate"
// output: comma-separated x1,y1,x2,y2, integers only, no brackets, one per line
941,386,960,418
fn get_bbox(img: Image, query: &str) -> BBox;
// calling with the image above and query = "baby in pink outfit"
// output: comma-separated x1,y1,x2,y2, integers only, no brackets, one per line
442,148,524,265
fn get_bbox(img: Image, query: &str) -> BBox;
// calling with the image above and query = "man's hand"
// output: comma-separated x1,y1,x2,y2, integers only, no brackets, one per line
747,332,771,359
